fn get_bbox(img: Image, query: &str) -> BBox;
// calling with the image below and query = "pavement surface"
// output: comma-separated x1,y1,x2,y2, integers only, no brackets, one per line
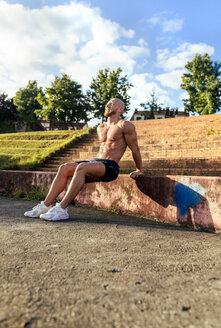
0,196,221,328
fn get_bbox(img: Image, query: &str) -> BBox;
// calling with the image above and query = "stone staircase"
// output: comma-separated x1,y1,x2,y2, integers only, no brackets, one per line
38,114,221,176
38,129,98,172
126,114,221,175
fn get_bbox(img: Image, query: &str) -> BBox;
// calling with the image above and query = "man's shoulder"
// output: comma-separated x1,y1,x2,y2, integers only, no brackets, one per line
97,120,135,130
123,120,135,127
121,120,136,131
97,122,107,130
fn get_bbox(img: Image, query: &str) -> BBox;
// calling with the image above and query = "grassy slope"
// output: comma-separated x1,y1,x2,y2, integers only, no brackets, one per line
0,129,91,170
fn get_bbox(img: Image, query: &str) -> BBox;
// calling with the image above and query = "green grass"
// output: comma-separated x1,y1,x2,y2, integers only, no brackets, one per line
206,128,220,135
13,185,47,201
0,128,91,170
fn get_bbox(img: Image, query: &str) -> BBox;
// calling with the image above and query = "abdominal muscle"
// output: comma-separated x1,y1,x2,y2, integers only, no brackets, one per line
97,140,127,163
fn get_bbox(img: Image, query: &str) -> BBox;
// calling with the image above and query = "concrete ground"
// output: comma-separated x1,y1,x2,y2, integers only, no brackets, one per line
0,196,221,328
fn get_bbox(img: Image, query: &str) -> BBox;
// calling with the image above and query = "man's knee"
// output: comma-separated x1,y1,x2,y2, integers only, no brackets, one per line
57,162,77,176
57,163,66,176
75,162,87,174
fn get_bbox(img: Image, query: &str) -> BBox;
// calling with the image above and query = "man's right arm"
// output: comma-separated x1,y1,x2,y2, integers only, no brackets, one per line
123,121,143,179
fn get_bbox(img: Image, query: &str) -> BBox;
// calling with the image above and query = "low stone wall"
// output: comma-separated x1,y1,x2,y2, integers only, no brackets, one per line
0,170,220,232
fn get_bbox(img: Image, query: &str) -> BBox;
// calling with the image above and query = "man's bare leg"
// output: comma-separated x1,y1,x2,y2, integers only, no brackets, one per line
44,162,78,206
60,162,106,209
39,161,106,221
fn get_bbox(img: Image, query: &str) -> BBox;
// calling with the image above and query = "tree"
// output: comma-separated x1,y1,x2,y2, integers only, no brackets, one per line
181,53,221,114
140,90,163,119
13,80,44,123
0,93,18,121
36,73,89,129
87,67,133,120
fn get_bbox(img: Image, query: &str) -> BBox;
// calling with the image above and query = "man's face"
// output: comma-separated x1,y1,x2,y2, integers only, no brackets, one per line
104,99,117,117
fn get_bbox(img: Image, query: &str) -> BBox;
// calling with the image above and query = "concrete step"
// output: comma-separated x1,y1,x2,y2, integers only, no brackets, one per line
136,131,221,140
72,139,98,144
39,164,221,176
137,142,221,149
37,167,57,172
141,168,221,176
44,159,74,165
136,130,221,137
56,140,221,154
119,158,221,169
44,150,221,165
135,128,221,136
132,113,221,127
136,134,221,145
126,148,221,158
61,146,99,153
70,143,100,149
133,141,221,151
39,157,221,171
77,148,221,160
133,114,221,122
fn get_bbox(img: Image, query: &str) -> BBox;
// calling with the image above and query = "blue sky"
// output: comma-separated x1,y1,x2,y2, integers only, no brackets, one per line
1,0,221,122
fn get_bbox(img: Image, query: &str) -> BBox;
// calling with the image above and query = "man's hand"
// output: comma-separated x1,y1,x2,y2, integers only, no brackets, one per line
130,170,143,180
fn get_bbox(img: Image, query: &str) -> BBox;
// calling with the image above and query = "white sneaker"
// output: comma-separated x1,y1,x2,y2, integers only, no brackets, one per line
40,203,69,221
24,201,52,218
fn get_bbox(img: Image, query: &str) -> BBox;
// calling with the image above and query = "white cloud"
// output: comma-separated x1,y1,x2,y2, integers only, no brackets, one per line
127,73,173,117
179,91,189,100
147,12,184,33
121,45,150,58
138,38,148,47
155,42,215,92
0,0,149,96
157,42,215,71
162,19,184,33
148,14,161,27
156,69,185,90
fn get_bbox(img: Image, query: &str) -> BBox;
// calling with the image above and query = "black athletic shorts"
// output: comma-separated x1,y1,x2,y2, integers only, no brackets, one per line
76,158,120,183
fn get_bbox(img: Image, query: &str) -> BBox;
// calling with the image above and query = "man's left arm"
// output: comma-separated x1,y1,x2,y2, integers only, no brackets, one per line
123,121,143,179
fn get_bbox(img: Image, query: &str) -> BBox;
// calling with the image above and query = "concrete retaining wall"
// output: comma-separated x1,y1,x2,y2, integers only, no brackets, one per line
0,170,220,232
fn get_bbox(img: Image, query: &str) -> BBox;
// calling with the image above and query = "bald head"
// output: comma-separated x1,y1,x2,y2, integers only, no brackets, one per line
104,98,125,117
112,98,125,111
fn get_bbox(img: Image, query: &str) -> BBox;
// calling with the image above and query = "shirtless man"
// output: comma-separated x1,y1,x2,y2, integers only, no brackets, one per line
24,98,143,221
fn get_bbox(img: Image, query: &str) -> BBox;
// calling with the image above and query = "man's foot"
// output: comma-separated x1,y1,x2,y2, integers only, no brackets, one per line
24,201,52,218
40,203,69,221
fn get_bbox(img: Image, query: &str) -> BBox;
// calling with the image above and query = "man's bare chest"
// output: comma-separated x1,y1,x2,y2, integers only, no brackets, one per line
98,125,124,143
